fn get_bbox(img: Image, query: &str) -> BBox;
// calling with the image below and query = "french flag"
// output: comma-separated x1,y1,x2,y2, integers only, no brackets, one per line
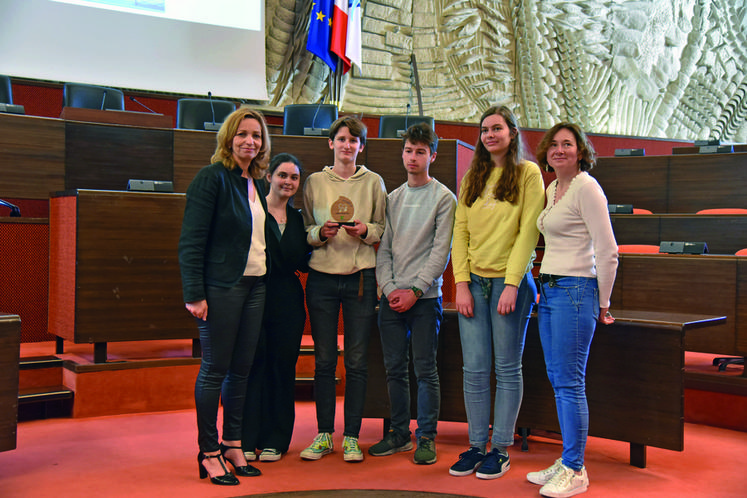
330,0,351,73
346,0,362,72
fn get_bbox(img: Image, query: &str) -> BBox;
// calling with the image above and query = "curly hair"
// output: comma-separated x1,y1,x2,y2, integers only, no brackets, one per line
211,106,271,179
536,122,596,172
461,105,525,207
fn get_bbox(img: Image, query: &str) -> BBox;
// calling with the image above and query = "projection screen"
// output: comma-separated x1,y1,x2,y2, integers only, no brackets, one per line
0,0,267,100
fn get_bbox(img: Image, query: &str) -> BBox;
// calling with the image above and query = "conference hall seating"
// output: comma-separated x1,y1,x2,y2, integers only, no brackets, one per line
378,114,434,138
63,82,125,110
175,98,236,131
0,75,12,104
282,103,338,136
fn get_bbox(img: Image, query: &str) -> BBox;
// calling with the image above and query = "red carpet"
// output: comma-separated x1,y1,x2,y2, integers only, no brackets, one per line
0,398,744,498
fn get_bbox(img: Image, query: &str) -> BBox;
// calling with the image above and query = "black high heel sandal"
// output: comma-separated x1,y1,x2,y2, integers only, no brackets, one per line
197,452,240,485
220,443,262,477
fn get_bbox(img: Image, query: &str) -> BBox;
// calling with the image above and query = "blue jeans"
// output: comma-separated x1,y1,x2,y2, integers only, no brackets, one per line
194,276,266,453
537,275,599,471
378,296,443,439
306,268,377,437
458,273,536,448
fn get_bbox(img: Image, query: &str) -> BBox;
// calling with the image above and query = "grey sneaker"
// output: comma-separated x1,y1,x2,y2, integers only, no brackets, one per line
259,448,282,462
368,430,413,456
539,463,589,498
342,435,364,462
300,432,333,460
527,457,563,485
413,436,437,464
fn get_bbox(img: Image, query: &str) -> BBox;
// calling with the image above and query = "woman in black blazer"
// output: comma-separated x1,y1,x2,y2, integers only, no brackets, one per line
178,107,271,486
242,153,311,462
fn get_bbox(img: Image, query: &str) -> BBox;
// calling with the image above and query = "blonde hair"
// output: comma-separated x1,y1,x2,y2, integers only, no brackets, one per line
211,106,271,179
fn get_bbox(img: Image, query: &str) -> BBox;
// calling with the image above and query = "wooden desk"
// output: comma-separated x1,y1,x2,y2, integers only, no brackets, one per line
59,107,173,128
0,313,21,452
519,310,725,468
672,144,747,154
363,308,726,468
0,113,65,199
48,190,194,363
0,112,472,202
611,214,747,255
593,152,747,213
172,132,472,200
613,254,742,355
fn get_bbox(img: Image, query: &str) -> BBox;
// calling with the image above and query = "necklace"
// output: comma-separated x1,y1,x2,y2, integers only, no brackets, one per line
269,205,286,224
539,174,579,231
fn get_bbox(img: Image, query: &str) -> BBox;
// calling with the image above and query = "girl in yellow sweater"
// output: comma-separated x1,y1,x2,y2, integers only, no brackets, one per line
449,105,545,479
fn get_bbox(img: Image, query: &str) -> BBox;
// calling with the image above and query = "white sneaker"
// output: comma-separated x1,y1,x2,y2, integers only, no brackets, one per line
259,448,282,462
539,463,588,498
527,457,563,485
243,450,257,461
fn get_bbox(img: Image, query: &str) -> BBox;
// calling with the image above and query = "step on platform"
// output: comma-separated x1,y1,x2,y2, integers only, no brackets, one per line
18,356,73,421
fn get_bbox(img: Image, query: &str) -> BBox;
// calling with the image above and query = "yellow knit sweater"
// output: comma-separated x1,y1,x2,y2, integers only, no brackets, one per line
451,160,545,287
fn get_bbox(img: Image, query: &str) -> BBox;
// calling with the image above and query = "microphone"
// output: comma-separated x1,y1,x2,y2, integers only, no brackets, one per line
204,91,221,131
396,103,411,137
129,96,157,114
0,199,21,217
304,97,328,136
100,89,108,110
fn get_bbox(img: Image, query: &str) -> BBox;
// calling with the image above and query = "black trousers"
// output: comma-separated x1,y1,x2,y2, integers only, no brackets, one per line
242,274,306,453
195,276,265,453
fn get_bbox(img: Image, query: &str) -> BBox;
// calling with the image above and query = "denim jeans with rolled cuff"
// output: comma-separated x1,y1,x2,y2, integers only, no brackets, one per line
537,275,599,471
457,273,536,449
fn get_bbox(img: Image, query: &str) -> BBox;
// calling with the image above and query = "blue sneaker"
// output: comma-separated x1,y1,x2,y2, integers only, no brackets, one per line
448,447,485,476
475,448,510,479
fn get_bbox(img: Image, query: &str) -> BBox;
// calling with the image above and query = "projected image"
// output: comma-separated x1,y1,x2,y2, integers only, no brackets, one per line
3,0,267,99
50,0,260,31
87,1,165,13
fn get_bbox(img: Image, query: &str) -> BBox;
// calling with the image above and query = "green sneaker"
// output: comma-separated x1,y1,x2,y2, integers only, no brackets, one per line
300,432,333,460
368,430,413,456
414,436,437,464
342,435,364,462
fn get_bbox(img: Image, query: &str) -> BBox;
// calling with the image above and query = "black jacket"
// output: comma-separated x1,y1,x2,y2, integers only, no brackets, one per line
178,162,268,303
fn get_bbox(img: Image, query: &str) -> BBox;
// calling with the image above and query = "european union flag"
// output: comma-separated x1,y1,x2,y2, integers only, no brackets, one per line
307,0,337,71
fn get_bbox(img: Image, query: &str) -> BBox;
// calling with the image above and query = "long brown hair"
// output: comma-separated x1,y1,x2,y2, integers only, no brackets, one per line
461,105,525,207
211,106,271,179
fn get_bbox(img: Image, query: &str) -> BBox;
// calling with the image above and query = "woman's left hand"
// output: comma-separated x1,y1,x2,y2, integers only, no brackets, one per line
598,307,615,324
496,285,518,315
342,219,368,238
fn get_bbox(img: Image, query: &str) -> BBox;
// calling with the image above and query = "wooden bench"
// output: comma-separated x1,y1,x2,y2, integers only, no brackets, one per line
363,306,726,468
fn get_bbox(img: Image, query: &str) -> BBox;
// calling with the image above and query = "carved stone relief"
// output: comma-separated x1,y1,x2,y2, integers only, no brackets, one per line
265,0,747,141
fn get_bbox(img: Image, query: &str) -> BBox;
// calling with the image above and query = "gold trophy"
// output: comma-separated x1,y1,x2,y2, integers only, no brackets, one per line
330,196,355,226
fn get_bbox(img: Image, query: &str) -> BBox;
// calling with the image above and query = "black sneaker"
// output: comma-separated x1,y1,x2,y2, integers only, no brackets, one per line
448,447,485,476
368,430,413,456
475,448,510,479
